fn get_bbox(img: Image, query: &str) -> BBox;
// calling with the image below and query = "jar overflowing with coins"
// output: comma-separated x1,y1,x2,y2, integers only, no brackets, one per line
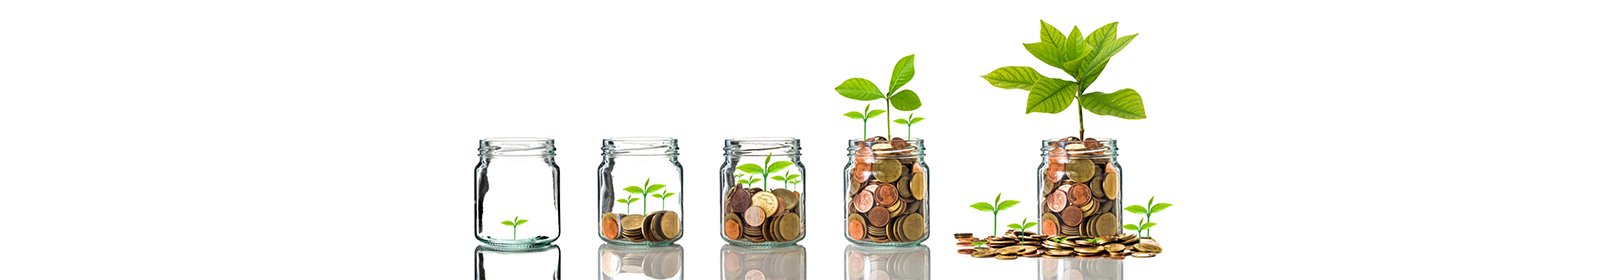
1037,137,1121,238
720,138,806,246
843,137,929,246
475,137,561,248
597,137,683,246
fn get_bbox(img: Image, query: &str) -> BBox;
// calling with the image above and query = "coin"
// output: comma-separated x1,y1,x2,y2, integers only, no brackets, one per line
1048,188,1070,212
729,187,752,213
1105,243,1126,253
602,215,621,240
909,172,926,200
955,233,972,239
1068,183,1092,206
1067,159,1096,183
852,187,876,213
900,212,925,240
1080,199,1098,218
866,206,890,228
620,214,645,231
995,255,1018,260
847,218,866,241
778,212,801,241
957,248,974,254
752,191,779,218
658,210,680,240
771,188,800,211
1060,203,1084,227
875,183,900,206
723,214,742,240
1131,252,1157,258
1102,172,1119,200
1134,243,1162,253
1094,213,1117,237
1046,162,1066,183
873,158,902,183
971,248,997,258
1073,246,1104,254
1040,213,1059,236
743,206,765,227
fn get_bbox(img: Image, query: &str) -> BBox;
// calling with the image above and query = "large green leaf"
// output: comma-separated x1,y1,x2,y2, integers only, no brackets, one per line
736,163,765,174
1025,78,1078,114
844,111,864,119
1077,61,1106,89
1078,34,1137,88
1067,25,1083,43
981,66,1048,90
616,198,628,203
627,198,639,203
1139,222,1157,230
1150,203,1172,213
970,202,995,212
1024,222,1038,229
1007,223,1022,229
996,200,1021,211
1040,20,1068,45
652,193,663,198
767,161,793,173
835,78,884,101
889,90,921,111
623,186,644,194
865,109,886,119
1024,42,1065,70
1080,89,1147,119
1084,22,1119,53
1124,205,1148,215
887,54,916,94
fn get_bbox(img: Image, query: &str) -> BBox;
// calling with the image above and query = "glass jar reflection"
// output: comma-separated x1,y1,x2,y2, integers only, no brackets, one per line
843,245,928,280
475,245,560,280
598,244,683,280
721,244,806,280
1039,257,1123,280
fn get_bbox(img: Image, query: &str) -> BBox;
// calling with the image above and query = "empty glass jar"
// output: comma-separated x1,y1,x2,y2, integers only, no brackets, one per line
475,245,561,280
1037,137,1121,238
597,137,684,246
475,137,560,247
720,137,806,246
842,137,929,246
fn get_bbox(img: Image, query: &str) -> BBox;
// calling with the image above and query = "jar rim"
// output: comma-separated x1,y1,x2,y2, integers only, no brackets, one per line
603,136,678,156
483,137,553,143
726,137,798,142
480,137,555,157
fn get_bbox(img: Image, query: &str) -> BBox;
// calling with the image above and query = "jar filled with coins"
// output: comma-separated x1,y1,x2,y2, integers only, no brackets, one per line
1037,137,1121,238
597,137,683,246
721,244,807,280
475,137,560,248
598,244,683,280
843,137,929,246
720,137,806,246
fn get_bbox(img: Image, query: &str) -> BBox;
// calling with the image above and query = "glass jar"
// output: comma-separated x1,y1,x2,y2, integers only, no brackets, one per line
843,245,929,280
720,244,807,279
720,137,806,246
475,245,561,280
475,137,560,247
842,137,928,246
598,244,683,280
1041,257,1123,280
1037,137,1121,238
597,137,684,246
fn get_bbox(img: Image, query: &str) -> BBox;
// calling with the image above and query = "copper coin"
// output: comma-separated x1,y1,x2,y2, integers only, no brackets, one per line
745,269,766,280
852,188,877,213
957,242,972,247
957,248,975,254
1060,205,1083,227
602,218,620,239
847,219,866,240
743,206,766,227
1041,218,1058,236
728,187,752,213
1068,183,1092,206
866,206,891,228
1046,162,1066,183
723,218,741,240
1048,188,1070,212
875,183,900,206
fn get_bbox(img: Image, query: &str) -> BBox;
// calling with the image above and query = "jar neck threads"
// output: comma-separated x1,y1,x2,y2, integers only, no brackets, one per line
1039,137,1117,158
602,137,678,157
847,137,924,159
724,137,800,158
480,137,555,157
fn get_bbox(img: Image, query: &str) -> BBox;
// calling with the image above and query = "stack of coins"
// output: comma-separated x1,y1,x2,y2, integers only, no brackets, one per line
723,183,804,243
602,210,680,243
846,136,928,243
961,231,1160,260
1041,137,1120,238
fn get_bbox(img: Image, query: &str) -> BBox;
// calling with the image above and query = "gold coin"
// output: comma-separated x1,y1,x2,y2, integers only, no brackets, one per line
995,255,1018,260
771,188,800,211
657,210,680,240
1105,243,1126,253
909,172,926,200
873,158,902,183
1066,159,1096,183
620,214,645,231
1131,252,1157,258
1102,172,1119,200
1095,213,1118,237
779,212,802,241
751,191,780,218
1134,243,1162,253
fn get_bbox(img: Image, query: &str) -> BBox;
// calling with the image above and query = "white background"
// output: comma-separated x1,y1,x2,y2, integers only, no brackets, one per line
425,0,1177,278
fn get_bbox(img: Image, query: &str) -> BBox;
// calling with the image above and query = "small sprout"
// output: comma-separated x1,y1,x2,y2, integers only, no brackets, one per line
1123,196,1171,238
1006,217,1039,232
891,113,926,139
501,215,529,239
836,54,923,138
843,104,887,140
735,154,792,191
970,193,1021,237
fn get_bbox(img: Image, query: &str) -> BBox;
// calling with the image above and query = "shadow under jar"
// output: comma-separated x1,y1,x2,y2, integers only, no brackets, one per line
597,137,684,246
475,137,560,248
1037,137,1122,238
721,137,806,246
843,137,929,246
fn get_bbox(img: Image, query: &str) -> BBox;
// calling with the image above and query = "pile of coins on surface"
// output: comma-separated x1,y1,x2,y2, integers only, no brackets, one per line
723,184,804,243
598,248,682,279
600,210,680,243
721,248,805,280
955,230,1161,260
1041,137,1121,238
846,136,928,243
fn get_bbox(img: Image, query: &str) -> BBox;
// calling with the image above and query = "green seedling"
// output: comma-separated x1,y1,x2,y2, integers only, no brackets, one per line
651,191,676,211
843,104,887,140
836,54,923,139
771,171,802,189
970,193,1021,237
1123,196,1171,238
623,178,668,212
615,195,640,215
982,21,1148,139
500,215,528,239
1006,218,1039,232
891,113,925,139
971,240,988,247
735,154,792,191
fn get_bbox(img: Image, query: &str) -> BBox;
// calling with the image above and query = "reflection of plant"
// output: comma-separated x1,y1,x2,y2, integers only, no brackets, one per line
836,54,923,138
1006,217,1038,232
623,178,668,212
1123,196,1170,238
735,154,792,191
615,195,640,214
969,193,1021,237
892,113,926,139
772,171,801,189
981,21,1147,139
843,104,886,140
500,215,528,239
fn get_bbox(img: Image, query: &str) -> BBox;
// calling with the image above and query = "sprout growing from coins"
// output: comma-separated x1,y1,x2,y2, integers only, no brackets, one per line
981,21,1148,139
892,114,925,139
1006,217,1038,232
623,178,668,212
836,54,923,139
843,105,886,140
1122,196,1170,238
970,193,1022,237
500,215,528,239
735,154,792,191
615,195,640,215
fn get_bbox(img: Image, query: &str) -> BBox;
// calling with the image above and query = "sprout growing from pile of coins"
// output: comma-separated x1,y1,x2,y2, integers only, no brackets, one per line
1122,196,1170,238
970,193,1021,237
1006,218,1038,232
836,54,923,139
736,154,793,191
500,215,528,239
615,195,640,215
623,178,668,212
892,113,925,139
981,21,1147,139
842,105,886,140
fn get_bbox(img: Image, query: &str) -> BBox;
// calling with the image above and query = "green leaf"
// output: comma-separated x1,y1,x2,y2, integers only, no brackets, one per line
1139,222,1157,230
1067,25,1084,43
1124,205,1148,215
645,184,667,194
616,198,628,203
623,186,644,194
1025,78,1078,114
1007,223,1022,229
1150,203,1172,213
865,110,886,119
994,193,1002,205
1024,222,1038,229
971,241,987,246
1122,224,1140,231
651,193,663,198
770,175,785,181
980,66,1049,90
909,117,924,124
889,89,921,111
627,198,640,203
887,54,916,94
1023,42,1065,70
893,119,908,125
787,174,802,180
501,221,515,226
736,163,765,174
1084,22,1119,54
1148,197,1155,207
738,179,751,185
766,161,793,173
1079,89,1146,119
516,219,528,225
662,192,676,199
970,202,995,212
1039,20,1068,45
844,111,865,119
749,178,763,184
1078,34,1137,89
996,200,1021,211
836,78,884,101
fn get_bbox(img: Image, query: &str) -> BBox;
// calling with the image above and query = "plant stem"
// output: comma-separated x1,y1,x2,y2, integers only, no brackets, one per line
513,225,518,239
992,212,998,237
862,120,867,140
1077,97,1086,140
885,100,893,138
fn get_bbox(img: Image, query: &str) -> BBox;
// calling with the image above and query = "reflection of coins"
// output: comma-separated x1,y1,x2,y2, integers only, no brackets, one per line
744,269,765,280
752,191,779,218
873,159,902,183
743,206,765,227
723,214,742,240
852,188,876,213
1048,188,1070,212
1067,159,1096,182
771,188,800,211
1068,183,1092,206
866,206,891,228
